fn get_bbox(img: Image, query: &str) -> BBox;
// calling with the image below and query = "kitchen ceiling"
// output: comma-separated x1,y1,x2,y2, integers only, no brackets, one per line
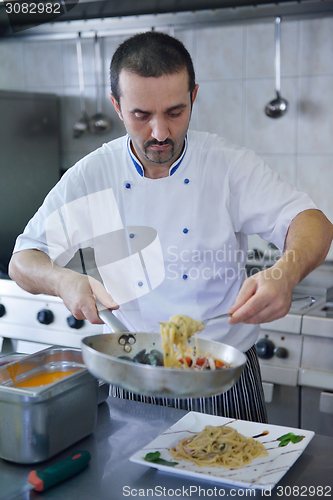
1,0,319,26
1,0,333,37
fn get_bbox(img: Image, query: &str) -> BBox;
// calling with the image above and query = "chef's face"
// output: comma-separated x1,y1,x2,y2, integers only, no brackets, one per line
110,69,198,178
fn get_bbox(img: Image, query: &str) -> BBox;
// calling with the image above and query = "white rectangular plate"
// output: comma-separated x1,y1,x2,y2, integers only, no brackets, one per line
130,412,314,490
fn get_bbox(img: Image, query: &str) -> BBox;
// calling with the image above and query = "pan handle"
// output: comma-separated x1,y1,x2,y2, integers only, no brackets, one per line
96,302,130,334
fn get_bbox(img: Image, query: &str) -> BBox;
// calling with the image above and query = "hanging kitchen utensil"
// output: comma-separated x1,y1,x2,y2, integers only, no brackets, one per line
89,34,112,134
73,34,90,138
265,17,289,119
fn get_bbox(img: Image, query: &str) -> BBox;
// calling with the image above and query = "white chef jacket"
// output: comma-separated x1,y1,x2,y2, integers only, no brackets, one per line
14,130,318,351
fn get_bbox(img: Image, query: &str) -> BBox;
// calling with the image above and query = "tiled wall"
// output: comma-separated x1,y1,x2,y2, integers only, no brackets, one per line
0,34,128,170
1,16,333,257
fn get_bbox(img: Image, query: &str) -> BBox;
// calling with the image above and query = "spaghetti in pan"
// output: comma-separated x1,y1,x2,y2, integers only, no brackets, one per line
160,315,228,370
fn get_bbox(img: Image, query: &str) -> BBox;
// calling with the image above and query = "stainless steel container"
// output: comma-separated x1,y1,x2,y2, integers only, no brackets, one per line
0,347,99,464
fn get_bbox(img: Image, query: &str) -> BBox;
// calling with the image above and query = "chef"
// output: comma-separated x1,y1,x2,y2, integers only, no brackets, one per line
9,31,333,422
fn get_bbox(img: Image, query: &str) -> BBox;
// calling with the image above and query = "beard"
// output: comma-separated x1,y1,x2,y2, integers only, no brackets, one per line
143,138,175,164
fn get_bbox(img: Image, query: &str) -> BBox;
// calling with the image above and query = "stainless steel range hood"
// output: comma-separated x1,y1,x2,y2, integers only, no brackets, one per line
1,0,333,38
1,0,316,28
11,0,333,22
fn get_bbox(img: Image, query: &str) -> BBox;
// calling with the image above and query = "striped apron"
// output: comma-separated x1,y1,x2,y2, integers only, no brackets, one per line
110,344,268,423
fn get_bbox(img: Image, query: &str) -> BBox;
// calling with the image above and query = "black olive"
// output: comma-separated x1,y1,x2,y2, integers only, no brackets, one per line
132,349,147,363
146,349,164,366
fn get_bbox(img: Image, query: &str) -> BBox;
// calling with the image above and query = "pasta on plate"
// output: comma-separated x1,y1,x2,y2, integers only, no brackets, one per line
170,424,268,468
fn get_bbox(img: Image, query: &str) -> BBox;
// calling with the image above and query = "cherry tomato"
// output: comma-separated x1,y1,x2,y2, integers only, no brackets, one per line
179,356,192,367
196,357,206,367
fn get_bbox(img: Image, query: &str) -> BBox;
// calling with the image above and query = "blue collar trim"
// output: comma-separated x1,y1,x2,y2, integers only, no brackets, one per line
127,135,188,177
127,137,144,176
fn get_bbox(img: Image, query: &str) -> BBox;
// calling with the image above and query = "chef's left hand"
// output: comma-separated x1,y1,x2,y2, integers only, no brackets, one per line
228,209,333,324
227,264,293,325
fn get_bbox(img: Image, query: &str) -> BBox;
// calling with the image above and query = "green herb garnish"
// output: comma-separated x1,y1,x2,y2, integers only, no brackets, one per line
277,432,305,447
143,451,178,467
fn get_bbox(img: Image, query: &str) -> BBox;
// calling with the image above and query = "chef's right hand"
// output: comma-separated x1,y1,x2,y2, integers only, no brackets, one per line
58,271,119,324
9,249,118,324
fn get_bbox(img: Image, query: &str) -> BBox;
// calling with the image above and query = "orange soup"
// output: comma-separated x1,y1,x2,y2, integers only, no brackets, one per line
16,370,76,388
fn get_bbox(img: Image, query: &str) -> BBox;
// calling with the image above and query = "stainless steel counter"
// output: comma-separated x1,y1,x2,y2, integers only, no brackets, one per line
1,397,332,500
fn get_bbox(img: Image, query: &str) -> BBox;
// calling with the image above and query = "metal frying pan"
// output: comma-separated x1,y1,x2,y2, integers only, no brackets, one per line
81,309,247,399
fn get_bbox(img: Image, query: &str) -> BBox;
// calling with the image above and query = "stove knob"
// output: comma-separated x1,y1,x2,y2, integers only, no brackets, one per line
37,309,54,325
256,338,275,359
274,346,288,359
0,304,6,318
67,315,84,330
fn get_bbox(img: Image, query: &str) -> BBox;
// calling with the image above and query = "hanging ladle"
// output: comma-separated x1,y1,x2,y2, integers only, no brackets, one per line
73,34,90,138
89,34,112,134
265,17,289,119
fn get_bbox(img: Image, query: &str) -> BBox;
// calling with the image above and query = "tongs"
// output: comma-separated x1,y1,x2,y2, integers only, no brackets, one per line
96,295,316,335
96,302,231,335
203,312,231,323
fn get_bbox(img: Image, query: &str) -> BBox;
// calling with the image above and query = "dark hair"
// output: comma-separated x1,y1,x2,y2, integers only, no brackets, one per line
110,31,196,103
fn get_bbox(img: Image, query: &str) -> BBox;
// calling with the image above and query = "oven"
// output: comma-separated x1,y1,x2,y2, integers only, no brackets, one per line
300,303,333,437
257,295,324,428
257,264,333,436
0,278,103,354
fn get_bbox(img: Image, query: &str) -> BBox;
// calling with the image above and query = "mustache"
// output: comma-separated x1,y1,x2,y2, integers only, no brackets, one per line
144,139,174,148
